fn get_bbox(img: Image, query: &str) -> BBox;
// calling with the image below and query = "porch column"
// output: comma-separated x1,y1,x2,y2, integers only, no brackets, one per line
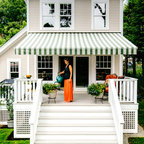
90,55,96,84
119,55,123,75
27,55,30,74
53,55,58,82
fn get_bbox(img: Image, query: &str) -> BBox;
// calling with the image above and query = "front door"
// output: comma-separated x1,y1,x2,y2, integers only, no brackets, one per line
76,57,89,88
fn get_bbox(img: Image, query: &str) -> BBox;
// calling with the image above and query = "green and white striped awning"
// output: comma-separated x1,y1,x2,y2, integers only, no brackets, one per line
15,32,137,55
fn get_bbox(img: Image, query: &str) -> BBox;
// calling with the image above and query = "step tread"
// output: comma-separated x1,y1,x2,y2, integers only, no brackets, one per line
36,131,116,135
35,140,118,144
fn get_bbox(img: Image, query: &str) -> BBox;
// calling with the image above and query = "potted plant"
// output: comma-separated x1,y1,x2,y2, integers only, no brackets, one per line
5,85,14,128
87,83,106,103
26,75,32,79
43,83,60,103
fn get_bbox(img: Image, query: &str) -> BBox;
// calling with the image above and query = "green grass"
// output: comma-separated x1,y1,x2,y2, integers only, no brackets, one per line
0,128,30,144
129,138,144,144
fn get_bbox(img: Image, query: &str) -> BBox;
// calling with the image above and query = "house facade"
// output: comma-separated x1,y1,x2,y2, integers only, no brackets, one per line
0,0,138,144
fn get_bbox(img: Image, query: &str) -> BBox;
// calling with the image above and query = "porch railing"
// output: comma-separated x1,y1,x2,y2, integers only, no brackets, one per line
109,79,124,144
0,83,14,104
29,79,43,144
14,79,38,103
113,77,138,104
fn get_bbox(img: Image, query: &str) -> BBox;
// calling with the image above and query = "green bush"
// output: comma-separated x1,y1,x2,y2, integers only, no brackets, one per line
87,83,105,96
43,83,60,95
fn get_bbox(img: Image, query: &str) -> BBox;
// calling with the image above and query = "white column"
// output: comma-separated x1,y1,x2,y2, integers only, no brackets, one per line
119,54,123,75
27,55,30,75
73,56,76,91
53,55,58,82
34,55,37,79
90,55,96,84
112,55,115,74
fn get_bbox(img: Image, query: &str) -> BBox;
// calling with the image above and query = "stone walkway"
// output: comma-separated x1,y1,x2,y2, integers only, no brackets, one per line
123,125,144,144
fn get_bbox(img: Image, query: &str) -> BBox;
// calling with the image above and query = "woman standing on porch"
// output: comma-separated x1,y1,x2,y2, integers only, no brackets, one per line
59,58,73,102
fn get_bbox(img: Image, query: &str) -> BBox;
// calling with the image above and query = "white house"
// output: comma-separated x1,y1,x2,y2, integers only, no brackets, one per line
0,0,138,144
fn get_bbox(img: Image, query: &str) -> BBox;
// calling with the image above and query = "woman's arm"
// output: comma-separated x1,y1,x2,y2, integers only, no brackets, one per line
69,65,72,80
59,71,64,75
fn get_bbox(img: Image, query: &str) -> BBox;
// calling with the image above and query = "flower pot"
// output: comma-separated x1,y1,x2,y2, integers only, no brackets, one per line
49,90,57,99
96,92,104,99
7,120,14,128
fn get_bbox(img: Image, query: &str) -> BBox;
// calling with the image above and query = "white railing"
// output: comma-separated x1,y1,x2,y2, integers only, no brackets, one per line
109,79,124,144
14,79,38,103
113,77,137,104
29,79,43,144
0,83,14,104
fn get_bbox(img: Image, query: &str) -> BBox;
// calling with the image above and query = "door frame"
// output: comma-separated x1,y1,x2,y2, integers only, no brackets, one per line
73,55,90,91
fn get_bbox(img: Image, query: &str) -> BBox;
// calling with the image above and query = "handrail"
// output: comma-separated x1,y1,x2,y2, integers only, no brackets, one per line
112,77,137,104
29,79,42,144
109,79,124,144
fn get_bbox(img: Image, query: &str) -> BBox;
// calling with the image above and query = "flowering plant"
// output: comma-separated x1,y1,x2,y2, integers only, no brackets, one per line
26,75,32,79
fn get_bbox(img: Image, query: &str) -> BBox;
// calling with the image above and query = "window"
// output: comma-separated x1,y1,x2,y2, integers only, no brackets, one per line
42,3,55,28
41,0,74,29
10,62,19,79
96,56,111,80
60,4,72,28
92,0,109,29
37,56,53,81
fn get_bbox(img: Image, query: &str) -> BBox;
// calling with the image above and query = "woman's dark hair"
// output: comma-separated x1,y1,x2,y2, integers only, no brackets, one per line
64,58,69,62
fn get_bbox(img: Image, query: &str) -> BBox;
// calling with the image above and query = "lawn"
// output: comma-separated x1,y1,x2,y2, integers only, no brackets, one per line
0,128,30,144
129,138,144,144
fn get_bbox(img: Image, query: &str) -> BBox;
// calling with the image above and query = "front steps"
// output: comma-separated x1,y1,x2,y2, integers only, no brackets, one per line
34,104,118,144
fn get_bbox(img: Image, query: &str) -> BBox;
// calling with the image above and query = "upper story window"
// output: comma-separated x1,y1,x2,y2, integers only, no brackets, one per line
41,0,74,30
92,0,109,29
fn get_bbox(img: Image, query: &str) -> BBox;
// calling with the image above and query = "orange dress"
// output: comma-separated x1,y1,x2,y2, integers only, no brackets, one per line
64,79,73,102
64,65,73,102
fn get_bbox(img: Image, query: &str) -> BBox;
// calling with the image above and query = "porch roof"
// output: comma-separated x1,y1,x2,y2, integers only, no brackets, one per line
15,32,137,55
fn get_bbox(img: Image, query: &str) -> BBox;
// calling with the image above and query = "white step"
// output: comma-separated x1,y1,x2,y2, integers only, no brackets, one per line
40,105,111,113
37,126,116,133
35,134,117,141
38,119,114,127
39,112,112,119
35,140,118,144
36,131,116,135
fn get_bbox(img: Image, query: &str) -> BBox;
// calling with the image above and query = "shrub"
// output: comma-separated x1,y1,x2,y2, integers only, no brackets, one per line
87,83,105,96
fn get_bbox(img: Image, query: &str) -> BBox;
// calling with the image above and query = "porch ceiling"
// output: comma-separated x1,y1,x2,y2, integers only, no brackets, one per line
15,32,137,55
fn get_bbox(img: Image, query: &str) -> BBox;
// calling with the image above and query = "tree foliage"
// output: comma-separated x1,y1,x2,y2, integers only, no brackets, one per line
0,0,26,46
124,0,144,75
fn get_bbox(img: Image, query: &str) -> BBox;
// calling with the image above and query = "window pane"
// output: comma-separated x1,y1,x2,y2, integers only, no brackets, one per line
42,3,55,16
60,16,71,27
43,17,55,27
11,73,19,79
94,3,106,16
96,69,111,80
94,16,106,29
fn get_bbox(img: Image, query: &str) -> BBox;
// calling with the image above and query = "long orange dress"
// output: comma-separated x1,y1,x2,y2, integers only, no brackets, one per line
64,64,73,102
64,79,73,102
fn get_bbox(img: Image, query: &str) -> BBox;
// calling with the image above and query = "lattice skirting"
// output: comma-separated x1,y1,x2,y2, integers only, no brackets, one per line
0,106,9,125
121,104,138,133
14,104,32,138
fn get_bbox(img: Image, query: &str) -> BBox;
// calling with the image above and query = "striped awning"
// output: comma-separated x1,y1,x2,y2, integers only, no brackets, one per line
15,32,137,55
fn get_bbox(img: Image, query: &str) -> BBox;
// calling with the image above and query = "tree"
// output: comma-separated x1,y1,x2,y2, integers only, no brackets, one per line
124,0,144,75
0,0,26,46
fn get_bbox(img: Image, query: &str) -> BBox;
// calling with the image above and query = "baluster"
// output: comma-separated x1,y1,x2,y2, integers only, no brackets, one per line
18,80,21,102
22,80,24,102
116,81,118,95
130,81,133,102
29,80,32,102
134,80,137,104
119,81,122,102
127,81,129,102
123,81,126,102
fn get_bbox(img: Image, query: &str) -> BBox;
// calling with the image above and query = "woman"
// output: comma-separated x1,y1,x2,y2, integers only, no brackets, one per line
59,58,73,102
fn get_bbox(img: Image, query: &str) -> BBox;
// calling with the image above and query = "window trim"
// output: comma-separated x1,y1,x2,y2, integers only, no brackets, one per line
96,55,111,81
7,59,21,79
37,55,53,81
91,0,109,30
40,0,74,30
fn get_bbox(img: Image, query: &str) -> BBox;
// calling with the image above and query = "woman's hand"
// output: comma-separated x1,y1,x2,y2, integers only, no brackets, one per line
69,79,71,82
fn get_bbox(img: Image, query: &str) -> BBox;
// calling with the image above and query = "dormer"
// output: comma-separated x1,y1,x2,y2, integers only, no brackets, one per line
27,0,123,32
